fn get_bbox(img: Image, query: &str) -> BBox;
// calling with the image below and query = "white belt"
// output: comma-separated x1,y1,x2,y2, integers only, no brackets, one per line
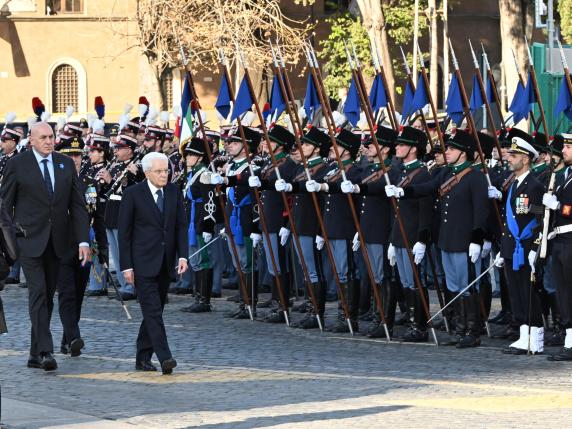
549,224,572,239
109,194,122,201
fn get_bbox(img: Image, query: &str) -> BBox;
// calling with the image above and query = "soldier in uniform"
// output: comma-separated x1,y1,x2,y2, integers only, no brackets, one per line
84,134,112,296
275,127,331,329
304,129,362,333
201,126,262,319
342,126,399,338
179,137,217,312
543,133,572,360
387,129,489,347
492,134,545,355
383,126,433,342
248,125,298,323
531,132,551,187
55,133,90,356
99,134,144,300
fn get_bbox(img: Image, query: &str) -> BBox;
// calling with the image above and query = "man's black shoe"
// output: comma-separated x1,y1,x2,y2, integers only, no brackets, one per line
161,358,177,375
547,347,572,361
211,292,222,298
135,360,157,371
69,338,84,357
119,292,136,301
86,289,108,297
40,353,58,371
27,355,42,368
60,344,69,355
502,346,527,355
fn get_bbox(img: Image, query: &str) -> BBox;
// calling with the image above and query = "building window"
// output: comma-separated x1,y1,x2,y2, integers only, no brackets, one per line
52,64,78,113
324,0,349,14
49,0,83,14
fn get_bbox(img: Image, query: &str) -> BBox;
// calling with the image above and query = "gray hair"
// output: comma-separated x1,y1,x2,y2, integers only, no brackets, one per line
141,152,169,172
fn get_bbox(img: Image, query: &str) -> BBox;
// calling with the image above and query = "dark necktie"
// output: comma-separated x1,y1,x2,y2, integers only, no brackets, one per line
156,189,164,214
41,159,54,199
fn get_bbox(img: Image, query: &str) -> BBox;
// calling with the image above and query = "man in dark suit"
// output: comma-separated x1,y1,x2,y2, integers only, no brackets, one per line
118,152,188,375
1,122,90,371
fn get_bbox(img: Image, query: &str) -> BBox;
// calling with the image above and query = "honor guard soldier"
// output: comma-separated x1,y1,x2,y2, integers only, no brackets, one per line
55,133,91,356
388,129,489,347
384,126,433,342
531,132,551,186
84,134,112,296
276,127,331,329
0,116,23,180
201,126,262,319
248,125,298,323
305,129,362,333
342,126,399,338
492,134,545,355
544,134,572,361
101,134,144,300
178,137,217,312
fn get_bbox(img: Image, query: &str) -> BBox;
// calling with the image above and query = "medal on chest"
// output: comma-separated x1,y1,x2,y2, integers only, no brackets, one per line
515,194,530,214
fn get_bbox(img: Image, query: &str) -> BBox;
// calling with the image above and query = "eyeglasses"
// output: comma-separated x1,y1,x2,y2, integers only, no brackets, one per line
150,169,169,175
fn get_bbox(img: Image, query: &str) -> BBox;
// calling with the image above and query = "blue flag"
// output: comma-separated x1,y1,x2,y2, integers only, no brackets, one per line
469,74,485,116
215,72,232,119
554,76,572,121
369,74,387,114
410,74,429,115
303,73,320,120
485,77,495,104
446,73,464,126
269,74,286,121
509,71,536,125
343,77,361,127
401,80,415,124
230,76,253,122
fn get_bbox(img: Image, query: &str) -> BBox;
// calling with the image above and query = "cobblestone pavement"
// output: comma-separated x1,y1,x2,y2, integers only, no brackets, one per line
1,282,572,428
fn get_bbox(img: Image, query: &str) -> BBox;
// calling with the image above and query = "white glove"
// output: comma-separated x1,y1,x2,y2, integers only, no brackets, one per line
481,240,492,258
315,235,325,250
250,233,262,248
306,180,321,193
201,172,225,185
341,180,358,194
487,186,502,200
219,228,227,239
412,242,426,265
493,252,504,268
543,193,560,210
468,243,481,264
279,227,290,246
248,175,261,188
547,230,557,240
528,250,537,273
202,232,212,243
352,232,360,252
387,243,396,267
385,185,404,198
275,179,292,192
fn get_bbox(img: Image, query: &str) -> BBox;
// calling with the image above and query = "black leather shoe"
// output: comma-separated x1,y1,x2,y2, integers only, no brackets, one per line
135,360,157,371
161,358,177,375
40,353,58,371
263,310,287,324
69,338,84,357
119,292,136,301
502,346,527,355
547,347,572,361
211,292,222,298
60,343,69,355
27,355,42,368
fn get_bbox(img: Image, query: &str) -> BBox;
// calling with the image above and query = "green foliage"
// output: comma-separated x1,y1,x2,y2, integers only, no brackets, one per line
317,14,374,100
559,0,572,44
383,0,428,45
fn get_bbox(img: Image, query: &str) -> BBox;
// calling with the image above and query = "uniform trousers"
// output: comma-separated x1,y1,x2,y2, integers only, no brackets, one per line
504,260,543,327
441,251,481,294
552,241,572,328
106,228,135,294
293,235,320,283
58,256,90,345
365,243,385,284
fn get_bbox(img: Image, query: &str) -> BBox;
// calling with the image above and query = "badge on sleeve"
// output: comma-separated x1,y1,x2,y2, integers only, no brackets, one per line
562,204,572,217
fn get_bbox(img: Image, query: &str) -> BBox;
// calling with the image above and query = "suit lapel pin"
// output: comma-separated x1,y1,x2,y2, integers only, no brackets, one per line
59,163,64,169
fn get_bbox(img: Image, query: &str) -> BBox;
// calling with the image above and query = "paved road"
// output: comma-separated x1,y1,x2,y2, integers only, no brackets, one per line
1,283,571,428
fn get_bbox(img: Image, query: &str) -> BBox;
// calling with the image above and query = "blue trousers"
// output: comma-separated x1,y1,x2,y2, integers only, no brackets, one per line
227,237,253,274
262,232,284,276
395,246,418,290
441,250,482,295
294,235,320,283
87,257,107,291
327,239,349,284
106,228,135,294
364,243,385,284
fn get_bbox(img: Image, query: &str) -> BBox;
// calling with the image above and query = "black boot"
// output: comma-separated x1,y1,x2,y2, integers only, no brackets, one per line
368,280,395,339
457,293,481,348
329,282,357,333
546,293,565,346
402,289,428,342
395,286,411,326
294,282,324,329
233,273,257,319
480,278,492,322
187,269,213,313
180,271,203,313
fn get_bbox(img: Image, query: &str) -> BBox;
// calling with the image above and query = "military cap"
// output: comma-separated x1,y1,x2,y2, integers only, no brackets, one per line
58,133,84,155
508,131,538,161
446,129,476,160
268,124,295,152
335,128,361,159
114,134,138,151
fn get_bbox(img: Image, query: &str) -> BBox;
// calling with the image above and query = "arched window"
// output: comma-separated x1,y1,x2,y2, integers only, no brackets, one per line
51,64,78,113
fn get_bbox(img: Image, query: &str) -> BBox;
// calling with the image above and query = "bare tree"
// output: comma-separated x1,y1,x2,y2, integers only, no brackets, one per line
133,0,311,109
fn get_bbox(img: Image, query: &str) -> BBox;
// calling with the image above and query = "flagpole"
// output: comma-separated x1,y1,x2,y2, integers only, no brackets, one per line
174,32,253,321
524,37,550,137
416,43,446,156
370,37,399,131
344,42,439,346
225,46,290,327
511,47,539,130
481,42,507,130
469,40,503,157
